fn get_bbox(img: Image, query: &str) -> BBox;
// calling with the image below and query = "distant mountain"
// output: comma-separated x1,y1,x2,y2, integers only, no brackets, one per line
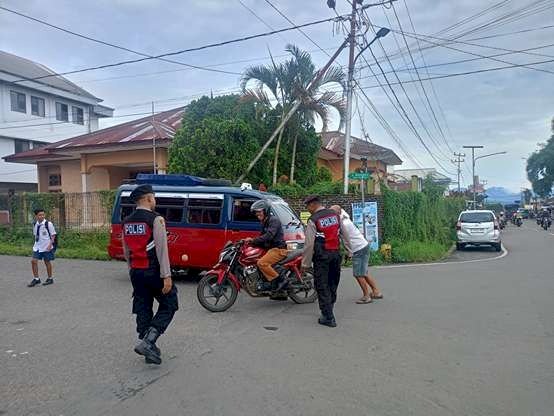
485,187,520,204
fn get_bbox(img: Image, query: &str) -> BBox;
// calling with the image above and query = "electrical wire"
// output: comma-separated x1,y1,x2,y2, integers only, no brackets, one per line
8,14,344,84
357,41,554,81
356,57,554,89
364,13,454,165
397,2,454,154
0,5,242,76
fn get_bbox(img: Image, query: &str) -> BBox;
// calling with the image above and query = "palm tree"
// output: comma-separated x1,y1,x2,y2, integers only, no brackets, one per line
241,44,346,185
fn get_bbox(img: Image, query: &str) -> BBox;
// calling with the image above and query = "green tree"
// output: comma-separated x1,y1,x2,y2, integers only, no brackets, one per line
241,44,345,185
168,94,323,187
168,95,270,182
527,118,554,198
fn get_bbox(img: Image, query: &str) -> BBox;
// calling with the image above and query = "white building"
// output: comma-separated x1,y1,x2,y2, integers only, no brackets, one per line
0,50,113,192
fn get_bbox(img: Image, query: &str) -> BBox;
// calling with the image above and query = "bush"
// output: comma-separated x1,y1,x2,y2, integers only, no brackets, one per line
270,183,306,198
390,240,449,263
383,189,465,246
0,226,110,261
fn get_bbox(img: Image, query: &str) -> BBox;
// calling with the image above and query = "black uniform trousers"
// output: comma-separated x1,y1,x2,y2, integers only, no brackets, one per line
130,268,178,337
313,250,341,319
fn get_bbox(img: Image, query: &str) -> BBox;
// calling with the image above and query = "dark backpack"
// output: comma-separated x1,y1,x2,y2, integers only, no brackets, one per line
35,221,58,251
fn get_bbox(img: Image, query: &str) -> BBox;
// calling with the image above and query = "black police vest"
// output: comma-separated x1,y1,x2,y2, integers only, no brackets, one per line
122,209,160,270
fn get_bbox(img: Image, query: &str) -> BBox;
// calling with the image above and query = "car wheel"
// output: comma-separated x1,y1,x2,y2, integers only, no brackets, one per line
494,243,502,252
456,243,464,251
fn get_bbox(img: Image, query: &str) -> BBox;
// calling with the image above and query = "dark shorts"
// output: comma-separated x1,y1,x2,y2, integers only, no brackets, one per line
352,244,370,277
33,250,55,261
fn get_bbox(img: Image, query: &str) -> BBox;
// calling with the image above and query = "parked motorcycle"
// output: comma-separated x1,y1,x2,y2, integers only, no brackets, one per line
197,240,317,312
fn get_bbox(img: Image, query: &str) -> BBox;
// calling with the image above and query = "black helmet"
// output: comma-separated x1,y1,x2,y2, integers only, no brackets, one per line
251,199,271,216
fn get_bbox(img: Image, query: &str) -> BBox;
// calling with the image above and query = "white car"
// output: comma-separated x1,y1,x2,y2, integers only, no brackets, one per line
456,210,502,251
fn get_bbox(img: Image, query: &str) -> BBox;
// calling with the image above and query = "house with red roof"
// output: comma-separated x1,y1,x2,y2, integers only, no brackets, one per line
4,107,184,193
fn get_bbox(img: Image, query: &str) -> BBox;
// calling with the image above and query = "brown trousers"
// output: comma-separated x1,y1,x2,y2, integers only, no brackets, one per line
257,248,288,280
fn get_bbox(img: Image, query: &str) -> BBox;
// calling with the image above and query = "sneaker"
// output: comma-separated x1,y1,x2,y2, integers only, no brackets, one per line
42,278,54,286
27,278,41,287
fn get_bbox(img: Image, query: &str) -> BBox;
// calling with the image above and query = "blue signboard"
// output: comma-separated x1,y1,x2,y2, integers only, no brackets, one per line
351,201,379,251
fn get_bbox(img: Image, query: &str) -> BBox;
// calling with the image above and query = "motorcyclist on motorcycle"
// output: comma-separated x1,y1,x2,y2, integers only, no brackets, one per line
539,208,551,227
244,200,289,293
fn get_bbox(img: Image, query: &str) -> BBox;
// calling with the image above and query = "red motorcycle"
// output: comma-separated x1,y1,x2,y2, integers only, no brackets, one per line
197,241,317,312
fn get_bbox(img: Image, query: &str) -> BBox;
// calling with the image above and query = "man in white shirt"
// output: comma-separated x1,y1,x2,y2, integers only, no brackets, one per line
330,205,382,304
28,208,57,287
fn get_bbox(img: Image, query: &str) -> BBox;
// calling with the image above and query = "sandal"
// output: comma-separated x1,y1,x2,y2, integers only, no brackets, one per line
371,292,383,299
356,296,372,304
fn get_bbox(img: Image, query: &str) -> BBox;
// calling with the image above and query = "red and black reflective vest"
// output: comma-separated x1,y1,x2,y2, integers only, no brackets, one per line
310,208,341,253
123,208,160,270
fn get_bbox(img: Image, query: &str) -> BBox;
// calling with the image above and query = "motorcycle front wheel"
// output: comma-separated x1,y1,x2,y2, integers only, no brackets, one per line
288,270,317,304
197,273,238,312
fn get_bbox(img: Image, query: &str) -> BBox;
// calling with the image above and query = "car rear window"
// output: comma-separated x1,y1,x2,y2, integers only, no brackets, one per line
460,212,494,223
271,203,300,226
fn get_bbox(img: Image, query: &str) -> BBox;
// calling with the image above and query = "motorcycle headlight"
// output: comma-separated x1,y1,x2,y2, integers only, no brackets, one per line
287,242,298,250
219,248,234,263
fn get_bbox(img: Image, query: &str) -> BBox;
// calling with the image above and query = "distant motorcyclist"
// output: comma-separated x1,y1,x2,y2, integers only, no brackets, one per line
539,208,551,228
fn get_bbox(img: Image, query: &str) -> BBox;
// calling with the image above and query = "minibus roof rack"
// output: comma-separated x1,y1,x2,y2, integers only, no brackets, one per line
136,174,233,187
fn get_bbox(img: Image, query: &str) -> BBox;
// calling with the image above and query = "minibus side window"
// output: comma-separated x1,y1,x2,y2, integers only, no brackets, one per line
187,198,223,225
119,196,134,221
231,199,258,222
155,196,185,223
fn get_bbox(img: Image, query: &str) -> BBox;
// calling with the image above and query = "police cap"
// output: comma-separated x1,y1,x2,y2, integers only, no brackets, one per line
130,184,154,202
303,195,321,205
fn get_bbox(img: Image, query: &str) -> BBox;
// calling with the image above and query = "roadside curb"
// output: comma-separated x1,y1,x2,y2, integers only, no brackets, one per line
374,243,509,269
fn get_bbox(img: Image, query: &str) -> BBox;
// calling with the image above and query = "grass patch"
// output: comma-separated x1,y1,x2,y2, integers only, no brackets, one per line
0,227,110,261
390,240,451,263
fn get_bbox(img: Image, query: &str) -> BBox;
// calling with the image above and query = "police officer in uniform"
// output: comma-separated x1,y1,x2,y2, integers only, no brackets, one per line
301,195,341,327
122,184,178,365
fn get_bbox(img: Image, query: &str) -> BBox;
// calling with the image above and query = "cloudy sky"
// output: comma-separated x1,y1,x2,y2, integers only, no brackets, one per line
1,0,553,191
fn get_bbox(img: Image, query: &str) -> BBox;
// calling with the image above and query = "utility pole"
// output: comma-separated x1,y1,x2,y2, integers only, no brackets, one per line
343,0,358,194
152,101,157,174
452,152,465,193
463,145,484,209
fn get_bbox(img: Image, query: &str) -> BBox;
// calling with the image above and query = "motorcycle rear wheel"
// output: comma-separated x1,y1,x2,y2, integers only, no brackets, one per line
288,271,317,304
197,273,238,312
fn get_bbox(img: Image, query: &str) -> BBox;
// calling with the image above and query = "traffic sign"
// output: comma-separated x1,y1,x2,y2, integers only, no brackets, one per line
348,172,370,180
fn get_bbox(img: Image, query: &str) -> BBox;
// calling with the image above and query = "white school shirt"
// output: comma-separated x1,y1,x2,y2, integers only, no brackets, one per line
339,209,368,254
33,220,56,253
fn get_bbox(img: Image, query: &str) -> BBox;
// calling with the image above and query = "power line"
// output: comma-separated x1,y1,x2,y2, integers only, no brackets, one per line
0,5,242,76
368,0,554,71
367,46,455,175
263,0,332,57
390,3,454,155
334,5,439,171
388,28,554,76
8,14,344,84
363,13,454,166
354,89,424,168
357,40,554,81
236,0,288,43
356,57,554,89
401,1,455,153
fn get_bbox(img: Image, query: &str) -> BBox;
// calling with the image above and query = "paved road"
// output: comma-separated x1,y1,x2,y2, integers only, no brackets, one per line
1,221,553,416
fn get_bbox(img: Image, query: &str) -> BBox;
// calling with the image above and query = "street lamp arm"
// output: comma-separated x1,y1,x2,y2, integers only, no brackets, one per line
474,151,507,162
353,28,390,64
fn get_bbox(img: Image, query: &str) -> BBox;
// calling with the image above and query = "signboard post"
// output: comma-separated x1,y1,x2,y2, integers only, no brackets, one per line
349,172,371,235
351,201,379,251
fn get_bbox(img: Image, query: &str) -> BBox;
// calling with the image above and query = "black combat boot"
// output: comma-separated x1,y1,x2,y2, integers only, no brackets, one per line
138,332,161,363
318,311,337,328
134,327,162,364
